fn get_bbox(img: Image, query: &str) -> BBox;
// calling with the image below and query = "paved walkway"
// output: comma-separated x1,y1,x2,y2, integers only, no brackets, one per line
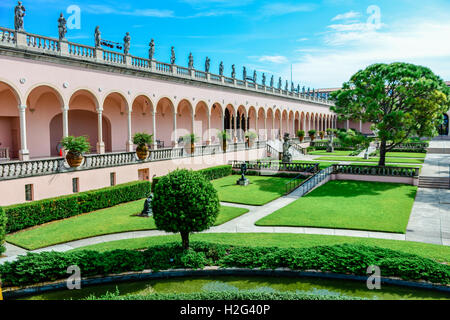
405,139,450,245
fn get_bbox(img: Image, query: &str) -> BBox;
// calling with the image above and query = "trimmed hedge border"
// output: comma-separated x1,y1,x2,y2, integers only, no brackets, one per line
0,206,6,255
4,181,151,233
151,165,232,192
1,242,449,288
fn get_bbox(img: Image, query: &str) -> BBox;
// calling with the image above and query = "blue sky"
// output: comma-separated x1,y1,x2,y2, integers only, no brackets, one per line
1,0,450,88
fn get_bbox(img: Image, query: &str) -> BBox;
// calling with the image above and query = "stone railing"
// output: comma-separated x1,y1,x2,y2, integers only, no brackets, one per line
230,160,319,174
0,141,267,181
0,25,334,106
332,164,420,177
0,148,10,161
286,166,333,196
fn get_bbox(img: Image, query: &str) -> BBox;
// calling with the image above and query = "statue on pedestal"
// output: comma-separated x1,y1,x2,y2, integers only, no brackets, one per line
219,61,224,76
148,39,155,60
278,77,282,89
236,163,250,186
253,70,257,83
262,73,266,86
58,13,67,41
123,32,131,55
188,52,194,69
95,26,101,48
231,64,236,78
14,1,26,31
270,75,274,88
243,66,247,81
327,133,334,153
282,133,292,163
205,57,210,73
170,46,176,65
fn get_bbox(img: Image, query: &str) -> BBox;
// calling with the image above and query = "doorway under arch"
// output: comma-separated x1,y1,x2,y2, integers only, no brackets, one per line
438,114,449,136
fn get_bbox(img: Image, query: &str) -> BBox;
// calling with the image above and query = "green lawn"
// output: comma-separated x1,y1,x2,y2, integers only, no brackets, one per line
386,152,426,159
315,156,424,164
256,181,417,234
309,151,426,159
308,150,354,156
6,201,248,250
70,233,450,263
292,160,339,169
212,175,291,205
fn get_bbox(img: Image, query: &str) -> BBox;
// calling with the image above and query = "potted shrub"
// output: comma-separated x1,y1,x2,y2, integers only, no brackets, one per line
319,131,325,139
296,130,305,142
183,133,199,154
61,135,91,168
218,130,230,152
308,130,316,141
133,132,153,160
244,131,257,148
327,128,337,137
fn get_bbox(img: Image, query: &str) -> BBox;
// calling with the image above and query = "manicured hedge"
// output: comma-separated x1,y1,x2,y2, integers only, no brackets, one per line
0,207,6,255
5,181,151,233
1,242,448,287
87,290,357,300
233,170,306,179
151,165,232,192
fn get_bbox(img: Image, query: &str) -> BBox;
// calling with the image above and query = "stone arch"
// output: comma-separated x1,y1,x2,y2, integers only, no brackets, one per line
103,91,130,152
0,81,22,159
132,95,155,144
257,107,266,139
155,97,175,147
210,102,223,145
195,100,209,144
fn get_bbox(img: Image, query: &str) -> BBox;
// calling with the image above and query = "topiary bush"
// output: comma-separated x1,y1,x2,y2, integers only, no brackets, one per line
0,207,6,255
152,170,220,249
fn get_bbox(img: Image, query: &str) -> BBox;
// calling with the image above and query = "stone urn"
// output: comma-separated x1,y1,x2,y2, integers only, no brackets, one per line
136,145,149,160
66,151,83,168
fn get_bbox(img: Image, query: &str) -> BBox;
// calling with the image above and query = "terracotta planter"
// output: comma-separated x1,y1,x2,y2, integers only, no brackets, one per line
190,143,195,154
222,141,227,152
298,136,304,143
66,151,83,168
136,145,149,160
309,135,315,141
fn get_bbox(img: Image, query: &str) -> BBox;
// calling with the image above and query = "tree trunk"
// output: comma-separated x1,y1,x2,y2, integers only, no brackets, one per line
180,231,190,250
379,140,387,166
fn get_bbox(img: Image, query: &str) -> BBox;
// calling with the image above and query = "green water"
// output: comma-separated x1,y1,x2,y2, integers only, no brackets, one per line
17,276,450,300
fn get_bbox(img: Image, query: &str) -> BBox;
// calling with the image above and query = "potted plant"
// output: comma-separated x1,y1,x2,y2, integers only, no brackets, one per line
183,133,199,154
319,131,325,139
218,130,230,152
296,130,305,142
244,131,257,148
133,132,153,160
61,135,91,168
308,130,316,141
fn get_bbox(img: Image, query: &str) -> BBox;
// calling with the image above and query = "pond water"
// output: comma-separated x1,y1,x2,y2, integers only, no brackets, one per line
17,276,450,300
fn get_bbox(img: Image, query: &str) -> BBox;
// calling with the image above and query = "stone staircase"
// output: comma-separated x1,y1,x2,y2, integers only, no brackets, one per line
418,177,450,189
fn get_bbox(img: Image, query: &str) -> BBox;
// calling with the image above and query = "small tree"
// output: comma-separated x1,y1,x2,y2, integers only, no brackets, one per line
0,207,6,255
61,135,91,156
133,133,153,149
152,169,220,250
331,62,450,166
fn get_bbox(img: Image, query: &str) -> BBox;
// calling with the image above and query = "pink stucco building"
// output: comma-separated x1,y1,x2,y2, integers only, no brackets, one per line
0,13,371,206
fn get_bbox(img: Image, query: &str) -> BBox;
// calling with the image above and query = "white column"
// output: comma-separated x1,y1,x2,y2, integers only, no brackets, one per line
152,110,157,149
233,113,237,142
173,111,178,147
346,120,350,130
264,115,267,140
302,116,306,132
126,110,133,152
206,111,211,145
359,120,363,133
255,115,259,141
97,108,105,154
272,116,275,140
62,106,69,138
18,105,29,160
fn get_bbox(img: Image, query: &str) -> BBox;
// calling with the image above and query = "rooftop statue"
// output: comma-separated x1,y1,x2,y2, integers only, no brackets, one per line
243,66,247,81
262,73,266,86
148,39,155,60
278,77,282,89
170,46,176,64
188,52,194,69
205,56,210,73
285,80,288,91
58,13,67,41
14,1,26,31
253,70,257,83
219,61,224,76
291,82,294,92
270,75,274,88
95,26,101,48
297,84,300,93
123,32,131,55
231,64,236,78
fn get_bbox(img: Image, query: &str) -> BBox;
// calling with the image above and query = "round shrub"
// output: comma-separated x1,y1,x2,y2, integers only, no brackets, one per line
152,169,220,249
0,207,6,255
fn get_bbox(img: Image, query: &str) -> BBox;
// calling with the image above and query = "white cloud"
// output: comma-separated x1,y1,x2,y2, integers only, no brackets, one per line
289,18,450,88
84,5,174,18
259,3,316,17
257,55,289,64
331,11,360,21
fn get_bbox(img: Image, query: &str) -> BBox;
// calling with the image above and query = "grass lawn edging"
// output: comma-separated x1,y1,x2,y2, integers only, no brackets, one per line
1,242,449,289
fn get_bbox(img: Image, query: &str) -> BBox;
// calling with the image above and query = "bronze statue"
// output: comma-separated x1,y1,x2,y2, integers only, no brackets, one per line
14,1,26,31
148,39,155,60
219,61,224,76
188,52,194,69
95,26,101,48
205,57,210,73
170,46,176,64
231,64,236,78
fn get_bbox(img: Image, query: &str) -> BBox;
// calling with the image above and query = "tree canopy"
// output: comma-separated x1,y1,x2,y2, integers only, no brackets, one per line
331,62,450,165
